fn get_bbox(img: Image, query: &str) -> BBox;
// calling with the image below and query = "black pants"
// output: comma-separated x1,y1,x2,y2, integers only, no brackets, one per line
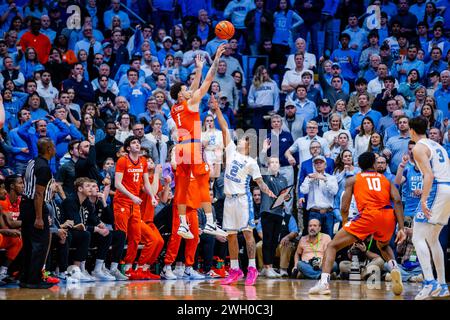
195,234,216,272
19,200,50,285
89,231,112,261
69,230,91,263
261,213,283,266
110,230,126,264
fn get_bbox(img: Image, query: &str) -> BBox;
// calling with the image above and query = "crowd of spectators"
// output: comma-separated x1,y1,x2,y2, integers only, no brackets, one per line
0,0,449,287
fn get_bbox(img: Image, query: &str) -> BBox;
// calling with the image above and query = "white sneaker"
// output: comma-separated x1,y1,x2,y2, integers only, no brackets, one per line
266,268,280,279
385,272,392,282
184,269,205,280
81,270,96,282
92,269,116,281
280,269,289,277
206,270,221,278
415,280,440,300
102,264,114,278
173,267,185,279
110,268,129,281
309,281,331,295
260,268,267,277
203,222,228,237
390,268,403,296
177,224,194,239
432,284,450,298
161,267,177,280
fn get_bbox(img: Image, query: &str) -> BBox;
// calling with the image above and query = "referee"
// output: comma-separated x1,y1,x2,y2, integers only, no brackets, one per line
19,138,56,289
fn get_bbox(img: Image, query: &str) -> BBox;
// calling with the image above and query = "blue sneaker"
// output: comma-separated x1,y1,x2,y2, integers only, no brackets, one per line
415,280,440,300
183,268,205,280
432,283,450,298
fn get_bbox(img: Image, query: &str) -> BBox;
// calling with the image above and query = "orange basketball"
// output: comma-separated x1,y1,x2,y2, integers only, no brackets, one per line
215,20,235,40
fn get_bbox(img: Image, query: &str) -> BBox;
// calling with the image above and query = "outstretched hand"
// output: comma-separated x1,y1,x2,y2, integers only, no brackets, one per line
215,44,226,60
210,93,220,112
195,54,205,70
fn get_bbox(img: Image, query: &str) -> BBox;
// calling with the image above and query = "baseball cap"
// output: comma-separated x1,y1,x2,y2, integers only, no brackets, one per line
162,36,173,42
331,62,341,68
313,155,326,163
174,51,183,59
319,99,331,107
428,70,440,78
102,42,112,49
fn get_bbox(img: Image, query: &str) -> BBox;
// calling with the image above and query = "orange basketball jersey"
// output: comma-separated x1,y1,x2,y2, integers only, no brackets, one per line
354,171,391,213
170,100,201,142
140,175,163,223
114,155,148,204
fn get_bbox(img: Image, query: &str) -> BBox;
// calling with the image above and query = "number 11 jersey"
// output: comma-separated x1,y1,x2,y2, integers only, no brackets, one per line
114,155,147,205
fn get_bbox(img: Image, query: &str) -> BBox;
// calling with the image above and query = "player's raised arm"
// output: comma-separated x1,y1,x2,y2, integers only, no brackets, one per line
412,143,434,219
115,171,142,205
189,44,226,108
390,182,406,244
340,176,356,225
189,55,204,92
0,94,4,129
211,94,231,147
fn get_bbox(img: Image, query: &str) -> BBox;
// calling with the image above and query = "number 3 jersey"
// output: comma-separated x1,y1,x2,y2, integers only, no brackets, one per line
224,141,262,195
416,139,450,183
114,155,148,204
354,171,391,213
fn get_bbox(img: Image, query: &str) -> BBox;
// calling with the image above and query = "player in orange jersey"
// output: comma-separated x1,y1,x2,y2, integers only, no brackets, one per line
169,45,228,240
309,152,406,296
113,135,158,279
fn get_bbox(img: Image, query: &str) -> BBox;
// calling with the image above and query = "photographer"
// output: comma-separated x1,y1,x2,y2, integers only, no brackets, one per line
292,219,335,279
338,236,384,280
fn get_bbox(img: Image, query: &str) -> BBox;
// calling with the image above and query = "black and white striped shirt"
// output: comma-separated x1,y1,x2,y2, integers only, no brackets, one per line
23,156,54,202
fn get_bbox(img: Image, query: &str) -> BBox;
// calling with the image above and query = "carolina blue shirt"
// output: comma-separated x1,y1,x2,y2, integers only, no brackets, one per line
103,10,131,29
425,60,447,75
9,127,32,162
409,3,426,22
383,124,399,145
322,0,339,15
118,84,151,116
342,27,368,53
350,109,382,138
434,86,450,120
291,99,317,123
396,58,425,83
436,0,450,30
330,48,360,81
157,48,176,65
386,135,411,174
30,108,49,121
402,163,423,217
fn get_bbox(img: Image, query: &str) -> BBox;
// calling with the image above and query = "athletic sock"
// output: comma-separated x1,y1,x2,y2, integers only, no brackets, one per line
180,215,188,226
110,262,118,272
80,261,86,272
230,260,239,270
141,264,149,271
320,273,330,284
205,212,214,225
164,264,172,272
248,259,256,268
94,260,104,272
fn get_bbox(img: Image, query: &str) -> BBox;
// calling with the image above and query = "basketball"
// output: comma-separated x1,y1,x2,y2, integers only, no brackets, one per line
215,20,235,40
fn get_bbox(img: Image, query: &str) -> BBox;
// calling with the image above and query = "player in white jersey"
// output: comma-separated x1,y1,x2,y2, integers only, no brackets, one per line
409,116,450,300
211,95,275,286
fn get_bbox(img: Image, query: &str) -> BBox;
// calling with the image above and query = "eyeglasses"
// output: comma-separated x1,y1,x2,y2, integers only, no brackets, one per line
133,128,144,131
285,106,295,109
307,127,318,129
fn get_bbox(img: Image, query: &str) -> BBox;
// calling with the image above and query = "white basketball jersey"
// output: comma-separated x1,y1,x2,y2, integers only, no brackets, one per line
417,139,450,182
224,141,262,195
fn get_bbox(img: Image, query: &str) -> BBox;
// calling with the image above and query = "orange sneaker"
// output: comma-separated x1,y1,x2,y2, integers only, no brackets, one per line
144,270,160,280
125,269,141,280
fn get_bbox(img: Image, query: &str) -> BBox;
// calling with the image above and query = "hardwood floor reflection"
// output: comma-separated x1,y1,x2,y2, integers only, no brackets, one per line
0,279,446,300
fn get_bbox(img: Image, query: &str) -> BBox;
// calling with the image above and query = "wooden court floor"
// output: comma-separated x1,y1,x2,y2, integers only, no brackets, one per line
1,279,448,300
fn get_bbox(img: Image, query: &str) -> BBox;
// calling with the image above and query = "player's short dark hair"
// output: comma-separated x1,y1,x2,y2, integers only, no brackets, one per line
5,174,22,193
409,116,428,135
123,135,140,152
358,152,376,171
37,137,54,156
170,82,185,100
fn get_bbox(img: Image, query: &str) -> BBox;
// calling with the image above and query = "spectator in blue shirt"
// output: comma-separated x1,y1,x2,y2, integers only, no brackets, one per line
342,14,367,53
384,115,410,174
434,70,450,120
8,108,32,174
330,33,360,83
119,68,151,117
157,36,176,65
396,45,425,83
104,0,131,30
349,93,382,137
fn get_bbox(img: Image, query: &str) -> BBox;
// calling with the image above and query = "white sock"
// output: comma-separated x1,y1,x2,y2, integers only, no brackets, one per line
124,263,132,272
321,273,330,284
110,262,118,272
185,266,192,274
387,259,398,271
80,261,86,272
164,264,172,272
180,215,188,226
248,259,256,268
412,222,435,281
95,259,104,272
205,212,214,224
230,259,239,270
0,266,7,275
141,264,149,271
426,224,446,284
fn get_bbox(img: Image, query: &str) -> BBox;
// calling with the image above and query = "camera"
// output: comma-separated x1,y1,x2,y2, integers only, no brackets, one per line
309,257,322,271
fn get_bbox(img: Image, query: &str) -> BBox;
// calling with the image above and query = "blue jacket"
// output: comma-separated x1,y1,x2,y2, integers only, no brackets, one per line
265,130,294,167
18,119,70,173
297,157,335,199
9,127,32,163
56,124,84,160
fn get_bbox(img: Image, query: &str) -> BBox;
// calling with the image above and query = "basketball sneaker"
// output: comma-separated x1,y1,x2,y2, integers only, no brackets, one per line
161,266,177,280
390,268,403,295
206,270,222,278
92,269,116,281
177,224,194,239
184,268,205,280
42,271,60,284
266,268,281,279
173,266,185,279
203,222,228,237
144,270,161,280
245,267,258,286
221,268,244,285
432,283,450,298
309,281,331,295
125,268,141,280
110,268,129,281
81,270,96,282
415,280,440,300
280,269,289,278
